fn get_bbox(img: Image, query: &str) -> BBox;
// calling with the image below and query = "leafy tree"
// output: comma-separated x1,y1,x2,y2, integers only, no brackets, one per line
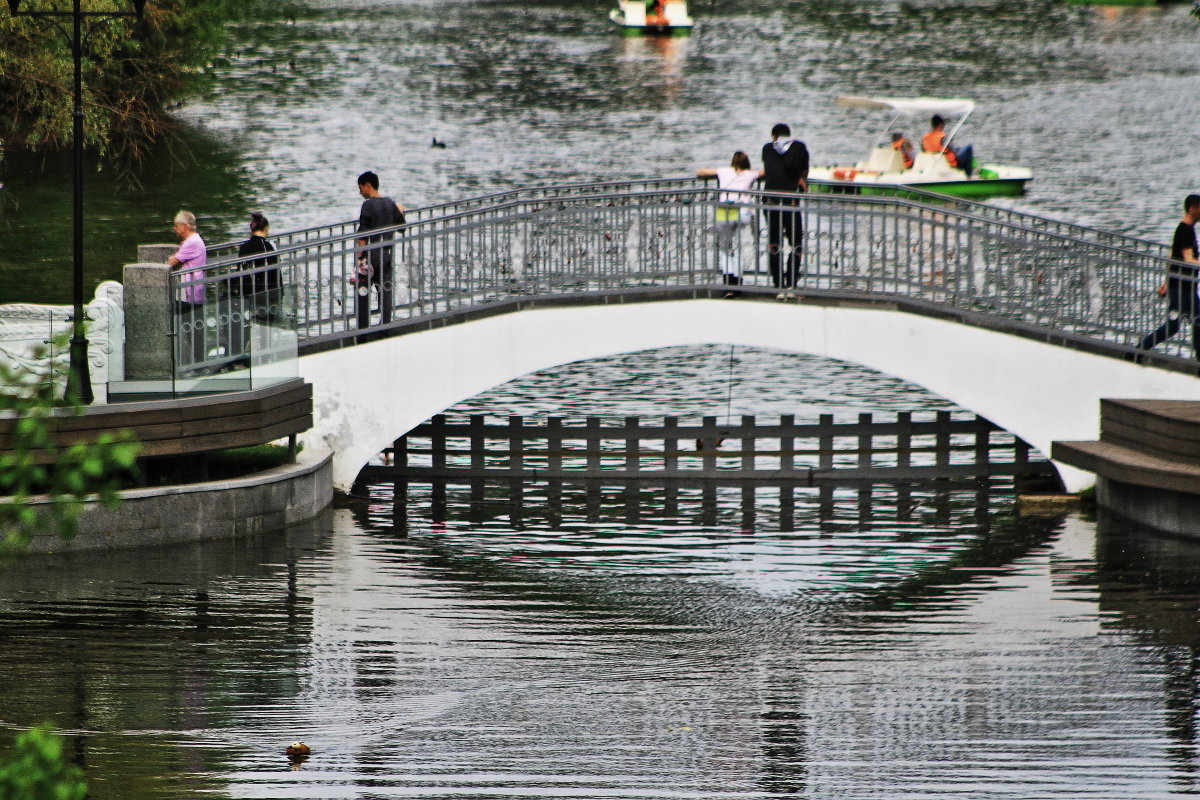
0,725,86,800
0,334,139,559
0,0,297,169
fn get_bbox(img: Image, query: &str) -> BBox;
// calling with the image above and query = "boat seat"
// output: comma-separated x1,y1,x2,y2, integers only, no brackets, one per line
863,146,905,174
912,151,950,174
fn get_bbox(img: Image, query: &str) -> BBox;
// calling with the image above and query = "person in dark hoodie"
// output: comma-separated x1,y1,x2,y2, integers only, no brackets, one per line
761,123,809,297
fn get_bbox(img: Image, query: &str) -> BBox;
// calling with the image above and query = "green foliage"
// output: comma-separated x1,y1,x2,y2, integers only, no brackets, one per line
0,724,86,800
0,335,140,559
208,443,299,478
0,0,300,168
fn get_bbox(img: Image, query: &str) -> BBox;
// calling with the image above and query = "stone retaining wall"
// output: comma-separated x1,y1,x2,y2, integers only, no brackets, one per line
22,447,334,554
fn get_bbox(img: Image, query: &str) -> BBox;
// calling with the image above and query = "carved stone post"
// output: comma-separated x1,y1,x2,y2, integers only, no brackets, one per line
122,244,177,380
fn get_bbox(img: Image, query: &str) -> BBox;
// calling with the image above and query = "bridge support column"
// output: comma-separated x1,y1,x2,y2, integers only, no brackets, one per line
123,248,175,379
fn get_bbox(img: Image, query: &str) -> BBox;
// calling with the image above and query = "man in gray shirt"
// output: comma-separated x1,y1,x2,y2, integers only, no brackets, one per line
355,171,406,328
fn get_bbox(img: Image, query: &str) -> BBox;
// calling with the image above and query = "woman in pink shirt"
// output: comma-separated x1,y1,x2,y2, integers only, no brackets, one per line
166,210,207,368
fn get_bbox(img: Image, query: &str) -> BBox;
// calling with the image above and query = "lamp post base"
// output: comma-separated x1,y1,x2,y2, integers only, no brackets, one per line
67,332,93,405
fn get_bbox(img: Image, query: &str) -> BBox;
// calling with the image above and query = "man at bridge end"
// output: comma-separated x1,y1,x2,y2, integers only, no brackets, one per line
1139,194,1200,356
354,171,406,329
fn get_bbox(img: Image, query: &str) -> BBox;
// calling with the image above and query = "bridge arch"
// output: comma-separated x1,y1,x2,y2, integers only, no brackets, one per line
298,297,1200,493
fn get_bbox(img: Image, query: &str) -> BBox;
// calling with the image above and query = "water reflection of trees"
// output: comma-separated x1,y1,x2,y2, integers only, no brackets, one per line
0,125,253,305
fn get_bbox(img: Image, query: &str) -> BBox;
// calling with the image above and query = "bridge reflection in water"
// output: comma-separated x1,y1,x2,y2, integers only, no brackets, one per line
375,477,1050,538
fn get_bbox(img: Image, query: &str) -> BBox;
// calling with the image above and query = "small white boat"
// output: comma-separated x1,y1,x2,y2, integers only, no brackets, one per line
809,96,1033,199
609,0,693,34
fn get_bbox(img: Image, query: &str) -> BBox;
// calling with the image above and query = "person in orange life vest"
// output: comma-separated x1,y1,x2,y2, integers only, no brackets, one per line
890,131,914,169
921,115,957,166
921,114,974,175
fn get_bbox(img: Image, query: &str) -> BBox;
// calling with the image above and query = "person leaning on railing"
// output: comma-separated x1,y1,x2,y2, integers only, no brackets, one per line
166,210,207,366
226,211,280,362
1139,194,1200,356
697,151,763,297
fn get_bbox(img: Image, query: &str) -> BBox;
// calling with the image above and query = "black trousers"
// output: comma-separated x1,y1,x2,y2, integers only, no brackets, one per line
355,257,394,329
763,203,802,289
1140,275,1200,355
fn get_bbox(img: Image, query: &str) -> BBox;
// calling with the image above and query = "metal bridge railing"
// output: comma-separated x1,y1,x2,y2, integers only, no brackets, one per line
205,177,1171,263
172,183,1190,377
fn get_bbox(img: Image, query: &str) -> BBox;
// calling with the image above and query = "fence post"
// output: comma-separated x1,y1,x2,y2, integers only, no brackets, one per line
626,416,639,474
431,414,446,474
897,411,912,469
779,414,795,474
701,415,719,475
1014,436,1031,475
818,413,834,470
974,416,992,472
858,412,872,469
547,417,562,474
664,416,679,474
587,416,602,475
509,415,524,474
393,435,407,469
936,411,952,469
742,414,756,472
470,415,485,473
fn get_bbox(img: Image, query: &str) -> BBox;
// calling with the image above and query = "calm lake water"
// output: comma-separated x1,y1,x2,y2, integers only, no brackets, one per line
1,0,1198,303
3,0,1200,797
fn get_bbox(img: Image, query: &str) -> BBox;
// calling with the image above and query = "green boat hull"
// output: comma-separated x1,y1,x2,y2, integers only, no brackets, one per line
811,177,1029,200
613,23,692,35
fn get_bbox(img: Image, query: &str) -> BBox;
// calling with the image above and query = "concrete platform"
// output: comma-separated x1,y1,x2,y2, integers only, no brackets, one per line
21,447,334,554
1054,399,1200,537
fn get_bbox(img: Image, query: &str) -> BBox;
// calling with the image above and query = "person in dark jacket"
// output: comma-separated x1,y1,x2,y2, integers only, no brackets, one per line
237,211,280,318
228,211,280,361
761,123,809,297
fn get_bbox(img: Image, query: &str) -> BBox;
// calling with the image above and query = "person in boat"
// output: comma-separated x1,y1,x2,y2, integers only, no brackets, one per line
761,123,809,297
890,131,915,169
697,151,764,296
921,115,973,176
1139,194,1200,356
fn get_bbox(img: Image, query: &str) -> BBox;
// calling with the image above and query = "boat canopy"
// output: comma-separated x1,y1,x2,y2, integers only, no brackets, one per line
835,96,976,117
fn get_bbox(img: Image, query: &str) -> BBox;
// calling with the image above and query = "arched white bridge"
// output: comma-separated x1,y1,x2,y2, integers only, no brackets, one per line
183,178,1200,493
297,292,1200,493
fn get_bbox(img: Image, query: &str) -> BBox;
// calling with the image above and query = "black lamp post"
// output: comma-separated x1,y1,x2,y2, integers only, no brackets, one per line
6,0,146,405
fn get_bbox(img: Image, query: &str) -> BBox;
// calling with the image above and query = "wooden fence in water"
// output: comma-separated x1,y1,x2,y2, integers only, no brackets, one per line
359,411,1056,486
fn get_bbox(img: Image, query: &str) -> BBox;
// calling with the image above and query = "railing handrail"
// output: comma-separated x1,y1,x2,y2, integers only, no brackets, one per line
193,185,1183,276
202,176,1169,263
165,177,1196,378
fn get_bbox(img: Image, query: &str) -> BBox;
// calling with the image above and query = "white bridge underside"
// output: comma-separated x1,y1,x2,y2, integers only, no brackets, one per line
300,299,1200,493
